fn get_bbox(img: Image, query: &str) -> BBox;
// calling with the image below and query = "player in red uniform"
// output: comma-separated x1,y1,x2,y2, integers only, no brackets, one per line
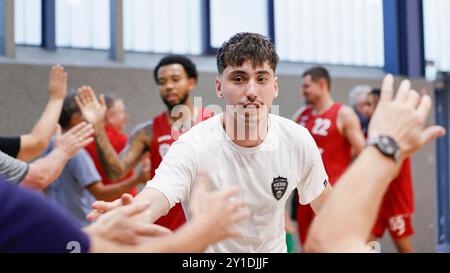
85,95,140,200
76,55,213,230
366,89,415,252
292,67,366,246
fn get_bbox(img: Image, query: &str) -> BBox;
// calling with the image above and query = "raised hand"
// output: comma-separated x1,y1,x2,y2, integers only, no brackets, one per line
75,86,107,129
54,122,94,158
368,75,446,160
48,65,68,100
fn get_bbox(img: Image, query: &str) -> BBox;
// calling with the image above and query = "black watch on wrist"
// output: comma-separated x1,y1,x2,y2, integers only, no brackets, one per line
366,135,400,162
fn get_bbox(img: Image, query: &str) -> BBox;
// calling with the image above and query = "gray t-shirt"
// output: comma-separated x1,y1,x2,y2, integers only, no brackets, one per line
0,150,29,184
45,142,101,227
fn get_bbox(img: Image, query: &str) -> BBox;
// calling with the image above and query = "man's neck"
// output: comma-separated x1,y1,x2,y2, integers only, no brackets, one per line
312,95,334,115
105,123,121,132
166,99,196,125
222,111,269,148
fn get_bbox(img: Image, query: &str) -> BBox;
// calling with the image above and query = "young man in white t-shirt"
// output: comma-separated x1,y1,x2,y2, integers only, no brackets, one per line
83,32,332,253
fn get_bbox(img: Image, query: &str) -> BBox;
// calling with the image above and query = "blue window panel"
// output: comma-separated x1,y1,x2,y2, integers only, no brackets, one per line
435,73,450,253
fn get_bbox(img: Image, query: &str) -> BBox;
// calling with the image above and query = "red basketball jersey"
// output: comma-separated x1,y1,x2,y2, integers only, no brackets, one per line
378,157,414,217
85,125,137,199
149,108,214,230
296,103,352,184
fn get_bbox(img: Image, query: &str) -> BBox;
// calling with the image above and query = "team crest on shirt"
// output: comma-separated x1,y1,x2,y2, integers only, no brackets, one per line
271,176,288,201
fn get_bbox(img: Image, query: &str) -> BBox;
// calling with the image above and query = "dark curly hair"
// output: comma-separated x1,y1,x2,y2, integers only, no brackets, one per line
58,90,80,129
216,32,279,74
154,55,198,84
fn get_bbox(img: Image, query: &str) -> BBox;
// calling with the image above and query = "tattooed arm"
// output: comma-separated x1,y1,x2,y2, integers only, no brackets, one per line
76,86,153,180
96,121,152,180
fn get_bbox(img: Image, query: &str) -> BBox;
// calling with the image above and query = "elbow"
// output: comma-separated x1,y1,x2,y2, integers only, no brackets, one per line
107,173,122,181
35,138,51,154
303,225,334,253
31,132,53,156
26,142,48,160
28,132,52,152
106,168,126,181
303,236,325,253
304,227,368,253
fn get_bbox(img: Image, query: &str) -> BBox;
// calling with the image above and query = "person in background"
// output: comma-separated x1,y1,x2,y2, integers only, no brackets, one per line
348,85,372,135
85,95,138,200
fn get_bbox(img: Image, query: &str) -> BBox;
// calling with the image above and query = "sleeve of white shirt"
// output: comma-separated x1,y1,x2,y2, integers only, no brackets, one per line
297,130,329,205
145,139,197,209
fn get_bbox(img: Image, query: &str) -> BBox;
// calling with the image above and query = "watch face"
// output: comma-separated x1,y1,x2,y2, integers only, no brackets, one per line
367,135,400,162
381,136,395,154
379,136,400,160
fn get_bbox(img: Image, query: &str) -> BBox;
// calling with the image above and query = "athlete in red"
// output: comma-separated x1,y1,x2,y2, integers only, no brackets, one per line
293,67,365,246
78,55,213,230
85,96,138,200
366,89,415,252
149,108,213,230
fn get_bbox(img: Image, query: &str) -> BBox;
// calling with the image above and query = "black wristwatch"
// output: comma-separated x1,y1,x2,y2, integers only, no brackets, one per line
366,135,400,162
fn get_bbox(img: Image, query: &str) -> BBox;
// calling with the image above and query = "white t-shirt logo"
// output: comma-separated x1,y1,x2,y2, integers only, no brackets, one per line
312,118,331,136
271,176,288,200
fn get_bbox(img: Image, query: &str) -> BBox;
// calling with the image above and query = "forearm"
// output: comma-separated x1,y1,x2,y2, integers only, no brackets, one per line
132,187,170,224
31,98,64,138
91,175,143,201
20,148,69,190
306,147,400,252
95,126,129,180
138,219,211,253
18,98,64,161
87,220,210,253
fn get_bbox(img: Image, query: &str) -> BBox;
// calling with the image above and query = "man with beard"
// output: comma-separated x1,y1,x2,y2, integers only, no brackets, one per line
85,95,140,200
292,66,366,246
76,55,213,231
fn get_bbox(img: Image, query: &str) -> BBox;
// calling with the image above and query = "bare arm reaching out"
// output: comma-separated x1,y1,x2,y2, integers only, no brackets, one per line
20,122,94,190
18,65,68,161
85,173,248,252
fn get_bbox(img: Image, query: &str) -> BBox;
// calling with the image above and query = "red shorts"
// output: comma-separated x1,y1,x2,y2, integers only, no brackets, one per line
372,214,414,240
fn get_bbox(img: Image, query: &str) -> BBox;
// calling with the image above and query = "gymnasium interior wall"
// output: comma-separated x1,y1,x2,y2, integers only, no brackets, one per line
0,60,437,253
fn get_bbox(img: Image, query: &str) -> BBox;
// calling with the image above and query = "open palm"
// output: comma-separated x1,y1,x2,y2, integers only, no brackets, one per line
75,86,107,127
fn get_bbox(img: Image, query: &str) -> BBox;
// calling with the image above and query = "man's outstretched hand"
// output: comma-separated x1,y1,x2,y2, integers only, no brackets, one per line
369,74,446,160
